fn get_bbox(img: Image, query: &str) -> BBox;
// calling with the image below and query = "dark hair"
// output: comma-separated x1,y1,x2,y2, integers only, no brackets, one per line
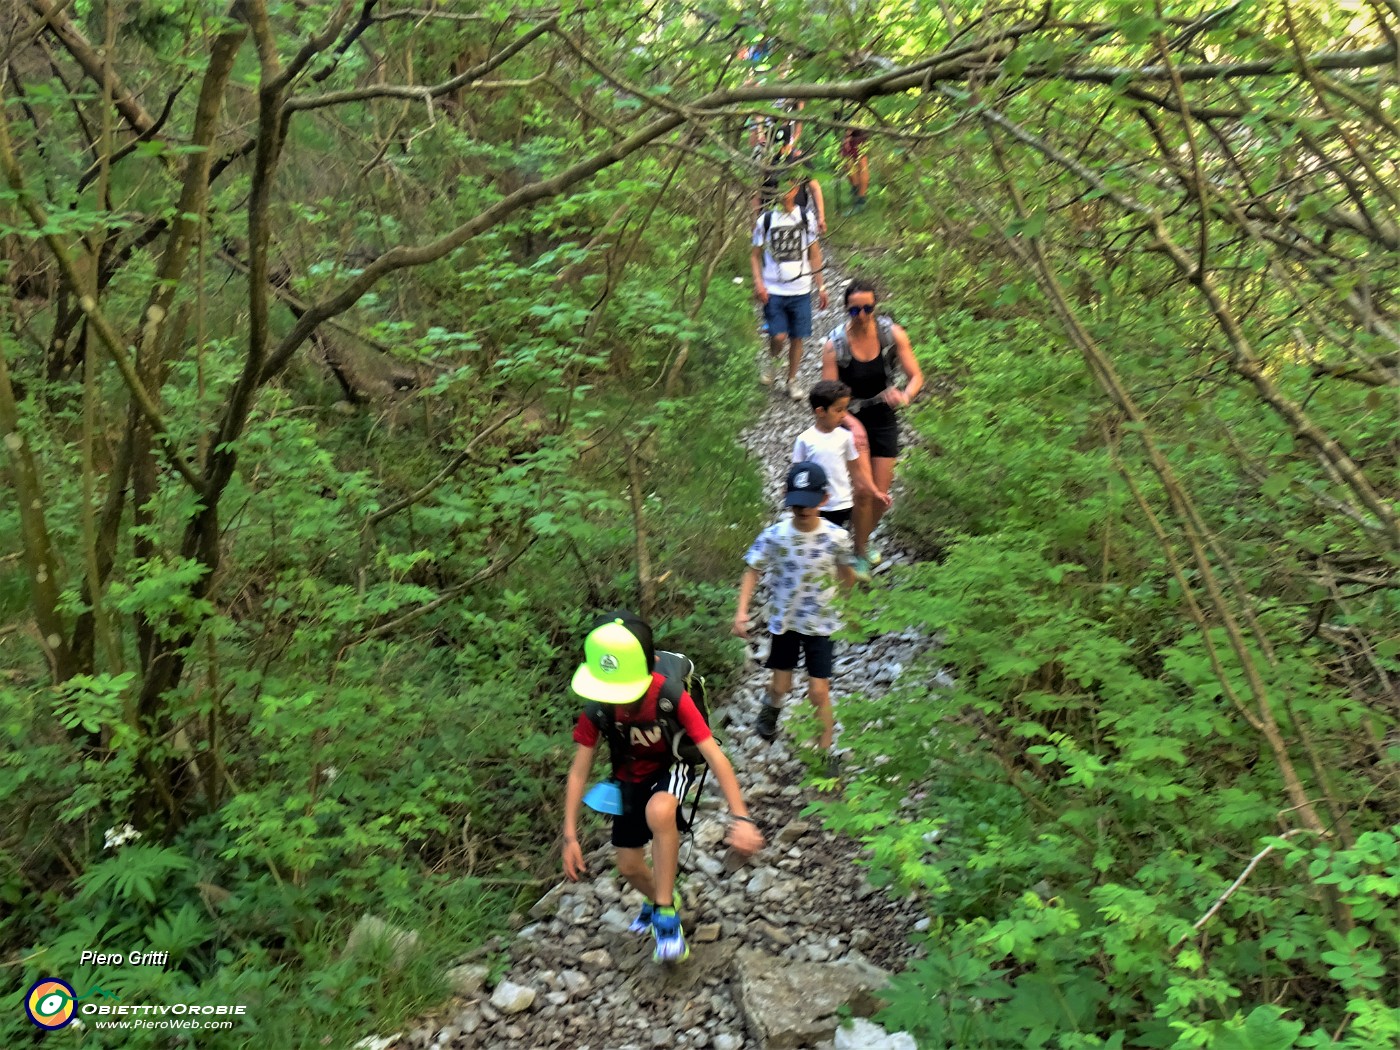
844,278,878,306
590,609,654,671
809,379,851,410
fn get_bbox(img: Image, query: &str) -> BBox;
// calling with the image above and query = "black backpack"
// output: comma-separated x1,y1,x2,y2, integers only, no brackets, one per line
584,651,712,777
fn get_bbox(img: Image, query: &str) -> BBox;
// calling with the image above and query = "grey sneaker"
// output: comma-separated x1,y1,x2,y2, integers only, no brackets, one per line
755,703,780,740
787,382,804,402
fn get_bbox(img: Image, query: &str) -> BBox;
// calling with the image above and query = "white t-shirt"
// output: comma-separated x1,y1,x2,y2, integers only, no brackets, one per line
753,208,819,296
792,425,858,512
743,518,854,636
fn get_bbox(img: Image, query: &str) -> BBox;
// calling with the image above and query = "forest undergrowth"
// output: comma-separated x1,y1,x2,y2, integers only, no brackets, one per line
2,2,1397,1048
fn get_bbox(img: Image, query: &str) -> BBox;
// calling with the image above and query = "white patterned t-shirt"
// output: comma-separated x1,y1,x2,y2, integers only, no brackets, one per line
744,518,854,636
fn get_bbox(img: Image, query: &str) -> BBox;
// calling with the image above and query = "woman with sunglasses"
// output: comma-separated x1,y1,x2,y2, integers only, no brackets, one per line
820,278,923,578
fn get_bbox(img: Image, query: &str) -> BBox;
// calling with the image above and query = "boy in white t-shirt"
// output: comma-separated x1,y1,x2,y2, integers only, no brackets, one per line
793,380,891,541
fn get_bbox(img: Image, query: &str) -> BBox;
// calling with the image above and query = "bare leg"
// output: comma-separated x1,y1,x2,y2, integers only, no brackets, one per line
808,676,834,750
614,847,655,900
854,154,869,198
645,792,681,906
787,337,804,384
768,668,792,707
870,457,897,534
843,416,874,559
770,332,788,367
852,494,874,560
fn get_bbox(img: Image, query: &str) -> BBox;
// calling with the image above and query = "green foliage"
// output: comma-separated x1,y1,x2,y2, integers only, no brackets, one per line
5,1,1399,1045
812,291,1397,1045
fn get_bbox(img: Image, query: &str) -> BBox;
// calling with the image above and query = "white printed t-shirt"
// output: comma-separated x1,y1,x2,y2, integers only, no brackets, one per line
792,425,859,513
744,518,854,636
753,208,819,296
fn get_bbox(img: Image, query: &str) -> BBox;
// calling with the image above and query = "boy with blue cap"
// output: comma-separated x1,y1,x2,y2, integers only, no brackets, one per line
733,462,857,775
562,610,764,963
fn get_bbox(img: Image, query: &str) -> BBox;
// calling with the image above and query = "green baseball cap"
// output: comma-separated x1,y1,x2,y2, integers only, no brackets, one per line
571,618,653,703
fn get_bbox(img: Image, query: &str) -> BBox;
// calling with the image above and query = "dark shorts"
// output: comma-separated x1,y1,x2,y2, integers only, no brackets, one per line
764,293,813,340
612,765,695,849
854,408,900,459
765,631,834,679
820,507,852,527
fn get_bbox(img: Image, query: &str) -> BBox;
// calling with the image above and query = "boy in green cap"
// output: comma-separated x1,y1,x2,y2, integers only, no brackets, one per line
562,610,765,963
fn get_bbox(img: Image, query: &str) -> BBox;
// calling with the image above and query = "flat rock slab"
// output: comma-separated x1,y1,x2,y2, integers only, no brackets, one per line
734,947,890,1050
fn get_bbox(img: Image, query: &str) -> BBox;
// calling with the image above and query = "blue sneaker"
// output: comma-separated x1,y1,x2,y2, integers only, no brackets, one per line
852,555,872,583
651,906,690,963
627,902,654,934
629,886,681,934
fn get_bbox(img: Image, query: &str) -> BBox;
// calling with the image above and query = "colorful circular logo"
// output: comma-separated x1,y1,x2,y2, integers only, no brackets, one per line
25,978,77,1030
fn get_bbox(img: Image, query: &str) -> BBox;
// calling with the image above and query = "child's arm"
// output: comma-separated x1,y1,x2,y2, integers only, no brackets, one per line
695,737,765,855
838,563,858,589
733,565,761,637
562,743,596,880
810,178,826,233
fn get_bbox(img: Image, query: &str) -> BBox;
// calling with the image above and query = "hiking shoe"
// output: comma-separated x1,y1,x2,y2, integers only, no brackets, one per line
758,357,774,386
651,907,690,963
630,886,682,934
787,382,804,402
755,703,781,741
852,556,872,583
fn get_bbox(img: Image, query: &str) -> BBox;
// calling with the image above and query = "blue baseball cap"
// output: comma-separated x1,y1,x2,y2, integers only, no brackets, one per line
785,461,828,507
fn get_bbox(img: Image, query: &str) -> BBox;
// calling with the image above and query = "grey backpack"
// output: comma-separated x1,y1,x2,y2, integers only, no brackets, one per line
830,315,898,371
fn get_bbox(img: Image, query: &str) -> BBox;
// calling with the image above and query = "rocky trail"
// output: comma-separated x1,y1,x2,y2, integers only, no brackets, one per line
367,269,944,1050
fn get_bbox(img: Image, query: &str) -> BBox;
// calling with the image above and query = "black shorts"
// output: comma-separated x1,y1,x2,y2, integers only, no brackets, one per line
820,507,852,527
612,765,695,849
854,408,900,459
765,631,834,679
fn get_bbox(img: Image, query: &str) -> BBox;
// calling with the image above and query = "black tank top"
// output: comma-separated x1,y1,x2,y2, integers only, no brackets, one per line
836,330,896,428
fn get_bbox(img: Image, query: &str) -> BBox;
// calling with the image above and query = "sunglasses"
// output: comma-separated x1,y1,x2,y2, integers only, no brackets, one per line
847,304,876,316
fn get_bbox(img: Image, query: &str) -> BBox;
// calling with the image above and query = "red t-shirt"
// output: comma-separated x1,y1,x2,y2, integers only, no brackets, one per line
573,672,712,783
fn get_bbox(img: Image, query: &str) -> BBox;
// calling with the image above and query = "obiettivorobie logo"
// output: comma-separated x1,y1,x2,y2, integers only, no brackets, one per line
24,978,119,1030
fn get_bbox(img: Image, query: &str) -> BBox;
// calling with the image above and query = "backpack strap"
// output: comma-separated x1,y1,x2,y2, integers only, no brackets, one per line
876,315,898,367
584,701,625,779
653,651,694,765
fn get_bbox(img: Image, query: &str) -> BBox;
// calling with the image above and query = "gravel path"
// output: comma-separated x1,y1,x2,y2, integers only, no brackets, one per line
371,259,944,1050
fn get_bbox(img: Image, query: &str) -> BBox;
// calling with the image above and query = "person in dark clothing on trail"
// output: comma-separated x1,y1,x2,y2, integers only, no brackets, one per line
820,279,923,579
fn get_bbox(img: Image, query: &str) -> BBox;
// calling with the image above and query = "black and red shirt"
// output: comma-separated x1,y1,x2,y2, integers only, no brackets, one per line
572,672,711,783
